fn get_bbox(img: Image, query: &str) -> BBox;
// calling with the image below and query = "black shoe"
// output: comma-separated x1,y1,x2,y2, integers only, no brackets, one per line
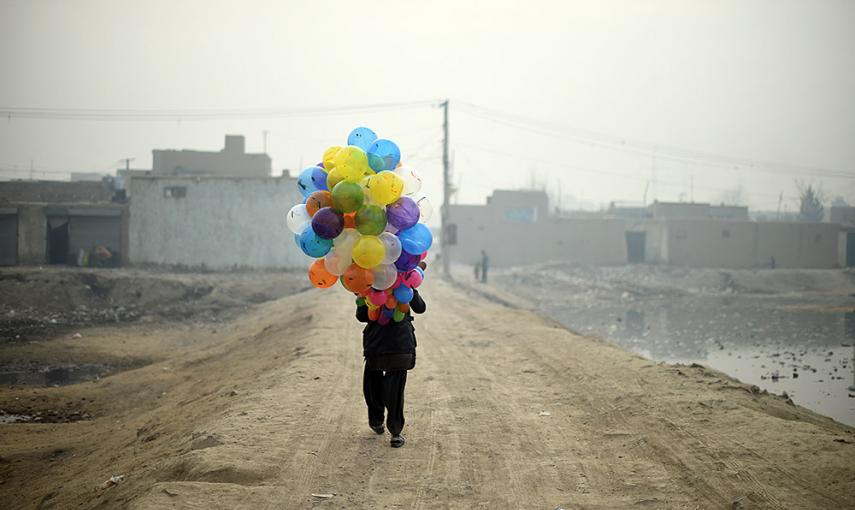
390,435,405,448
370,423,385,435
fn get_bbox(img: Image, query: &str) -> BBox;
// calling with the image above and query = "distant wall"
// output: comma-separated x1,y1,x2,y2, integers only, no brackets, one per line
17,205,46,265
662,219,839,269
129,177,304,269
152,136,271,178
448,204,626,267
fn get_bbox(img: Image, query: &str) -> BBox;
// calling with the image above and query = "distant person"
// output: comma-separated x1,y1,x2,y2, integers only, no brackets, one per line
770,256,776,269
355,266,427,448
480,249,489,283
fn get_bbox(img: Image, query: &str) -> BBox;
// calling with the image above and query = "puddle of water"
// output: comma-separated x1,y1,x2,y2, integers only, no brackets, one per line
0,413,33,424
0,363,112,387
539,296,855,426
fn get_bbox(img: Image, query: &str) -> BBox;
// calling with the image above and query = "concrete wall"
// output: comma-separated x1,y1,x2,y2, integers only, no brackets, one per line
129,176,304,269
448,204,626,267
755,222,839,269
664,220,758,268
152,135,271,178
662,219,839,269
17,205,46,265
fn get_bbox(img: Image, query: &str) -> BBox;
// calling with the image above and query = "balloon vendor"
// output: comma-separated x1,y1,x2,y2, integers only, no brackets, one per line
285,127,433,448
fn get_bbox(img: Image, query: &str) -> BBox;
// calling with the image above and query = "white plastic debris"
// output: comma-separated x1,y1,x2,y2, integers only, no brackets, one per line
539,411,552,417
100,475,125,489
311,493,334,499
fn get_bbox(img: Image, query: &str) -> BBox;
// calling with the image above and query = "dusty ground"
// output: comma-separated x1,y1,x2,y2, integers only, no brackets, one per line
1,276,854,509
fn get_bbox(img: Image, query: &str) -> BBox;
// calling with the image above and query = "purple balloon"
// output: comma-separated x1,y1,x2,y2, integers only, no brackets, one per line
386,197,420,230
311,207,344,239
394,249,420,271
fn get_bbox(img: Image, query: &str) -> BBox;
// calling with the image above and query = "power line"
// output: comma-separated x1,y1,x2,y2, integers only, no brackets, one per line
0,100,441,121
454,101,854,180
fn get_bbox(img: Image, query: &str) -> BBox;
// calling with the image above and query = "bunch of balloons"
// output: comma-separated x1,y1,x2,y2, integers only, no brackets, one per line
286,127,433,325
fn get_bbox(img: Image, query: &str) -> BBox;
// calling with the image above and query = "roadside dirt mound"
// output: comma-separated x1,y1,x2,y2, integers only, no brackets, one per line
0,267,310,341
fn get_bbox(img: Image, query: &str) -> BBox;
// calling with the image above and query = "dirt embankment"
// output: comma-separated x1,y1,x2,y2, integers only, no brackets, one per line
1,276,853,509
0,267,310,342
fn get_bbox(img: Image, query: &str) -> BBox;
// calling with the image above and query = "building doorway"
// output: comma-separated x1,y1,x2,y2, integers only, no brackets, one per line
0,213,17,266
47,217,70,264
626,231,646,264
847,232,855,267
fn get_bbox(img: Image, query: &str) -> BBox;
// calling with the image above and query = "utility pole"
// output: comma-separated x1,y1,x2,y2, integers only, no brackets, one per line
441,99,451,277
776,191,783,220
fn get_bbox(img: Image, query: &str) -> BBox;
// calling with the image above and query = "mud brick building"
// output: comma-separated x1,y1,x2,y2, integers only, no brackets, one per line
448,191,845,269
0,180,128,266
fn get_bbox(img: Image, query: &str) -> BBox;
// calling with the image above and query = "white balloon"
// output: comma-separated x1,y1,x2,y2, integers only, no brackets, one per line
286,204,311,234
324,250,351,276
372,264,398,290
379,232,402,264
332,228,360,258
394,166,423,196
414,194,433,223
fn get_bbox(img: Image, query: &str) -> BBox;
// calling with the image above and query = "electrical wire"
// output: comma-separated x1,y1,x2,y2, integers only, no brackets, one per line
454,101,854,181
0,100,442,121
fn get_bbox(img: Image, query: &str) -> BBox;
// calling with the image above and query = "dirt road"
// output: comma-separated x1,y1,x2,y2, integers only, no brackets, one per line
1,278,853,509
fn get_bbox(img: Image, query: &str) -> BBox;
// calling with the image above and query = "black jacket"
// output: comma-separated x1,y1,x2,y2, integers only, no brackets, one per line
356,289,426,359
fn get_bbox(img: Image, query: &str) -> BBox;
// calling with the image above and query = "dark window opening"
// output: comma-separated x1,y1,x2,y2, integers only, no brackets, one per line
164,186,187,198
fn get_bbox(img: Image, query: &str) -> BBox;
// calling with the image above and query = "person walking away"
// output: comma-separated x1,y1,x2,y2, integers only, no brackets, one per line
356,287,426,448
480,249,489,284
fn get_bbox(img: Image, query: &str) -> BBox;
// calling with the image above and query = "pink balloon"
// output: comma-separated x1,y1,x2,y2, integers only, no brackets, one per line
368,288,387,306
402,269,423,288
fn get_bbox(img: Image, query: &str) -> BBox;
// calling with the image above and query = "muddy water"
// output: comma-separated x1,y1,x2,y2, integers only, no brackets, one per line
0,362,115,387
491,269,855,427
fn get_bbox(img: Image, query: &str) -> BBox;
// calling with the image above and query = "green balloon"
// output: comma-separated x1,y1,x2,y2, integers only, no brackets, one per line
331,181,364,213
355,204,387,236
393,308,405,322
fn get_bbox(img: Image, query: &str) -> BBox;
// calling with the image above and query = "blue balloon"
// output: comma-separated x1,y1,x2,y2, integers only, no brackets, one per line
367,139,401,172
393,285,414,304
415,267,425,278
347,127,378,152
297,167,319,198
397,223,433,254
311,166,328,191
295,229,333,258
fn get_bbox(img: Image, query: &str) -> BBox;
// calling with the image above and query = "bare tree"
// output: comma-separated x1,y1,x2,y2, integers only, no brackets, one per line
718,184,744,206
796,182,826,222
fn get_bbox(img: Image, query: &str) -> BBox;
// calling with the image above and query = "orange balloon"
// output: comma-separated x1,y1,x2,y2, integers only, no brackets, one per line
368,307,381,321
306,190,332,217
397,303,410,314
343,212,356,229
308,259,337,288
385,295,398,309
342,264,374,294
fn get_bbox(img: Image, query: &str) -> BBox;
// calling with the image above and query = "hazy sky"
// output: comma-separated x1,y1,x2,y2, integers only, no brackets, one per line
1,0,854,214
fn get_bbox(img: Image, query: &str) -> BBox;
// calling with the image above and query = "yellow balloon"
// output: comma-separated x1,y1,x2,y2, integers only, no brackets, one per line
367,172,404,206
326,167,346,190
323,146,341,171
351,235,385,269
334,146,370,182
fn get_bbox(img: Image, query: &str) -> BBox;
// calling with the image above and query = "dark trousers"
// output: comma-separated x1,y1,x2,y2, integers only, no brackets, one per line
363,365,407,436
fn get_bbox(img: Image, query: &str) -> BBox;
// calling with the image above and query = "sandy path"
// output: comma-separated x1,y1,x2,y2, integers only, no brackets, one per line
2,278,854,509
